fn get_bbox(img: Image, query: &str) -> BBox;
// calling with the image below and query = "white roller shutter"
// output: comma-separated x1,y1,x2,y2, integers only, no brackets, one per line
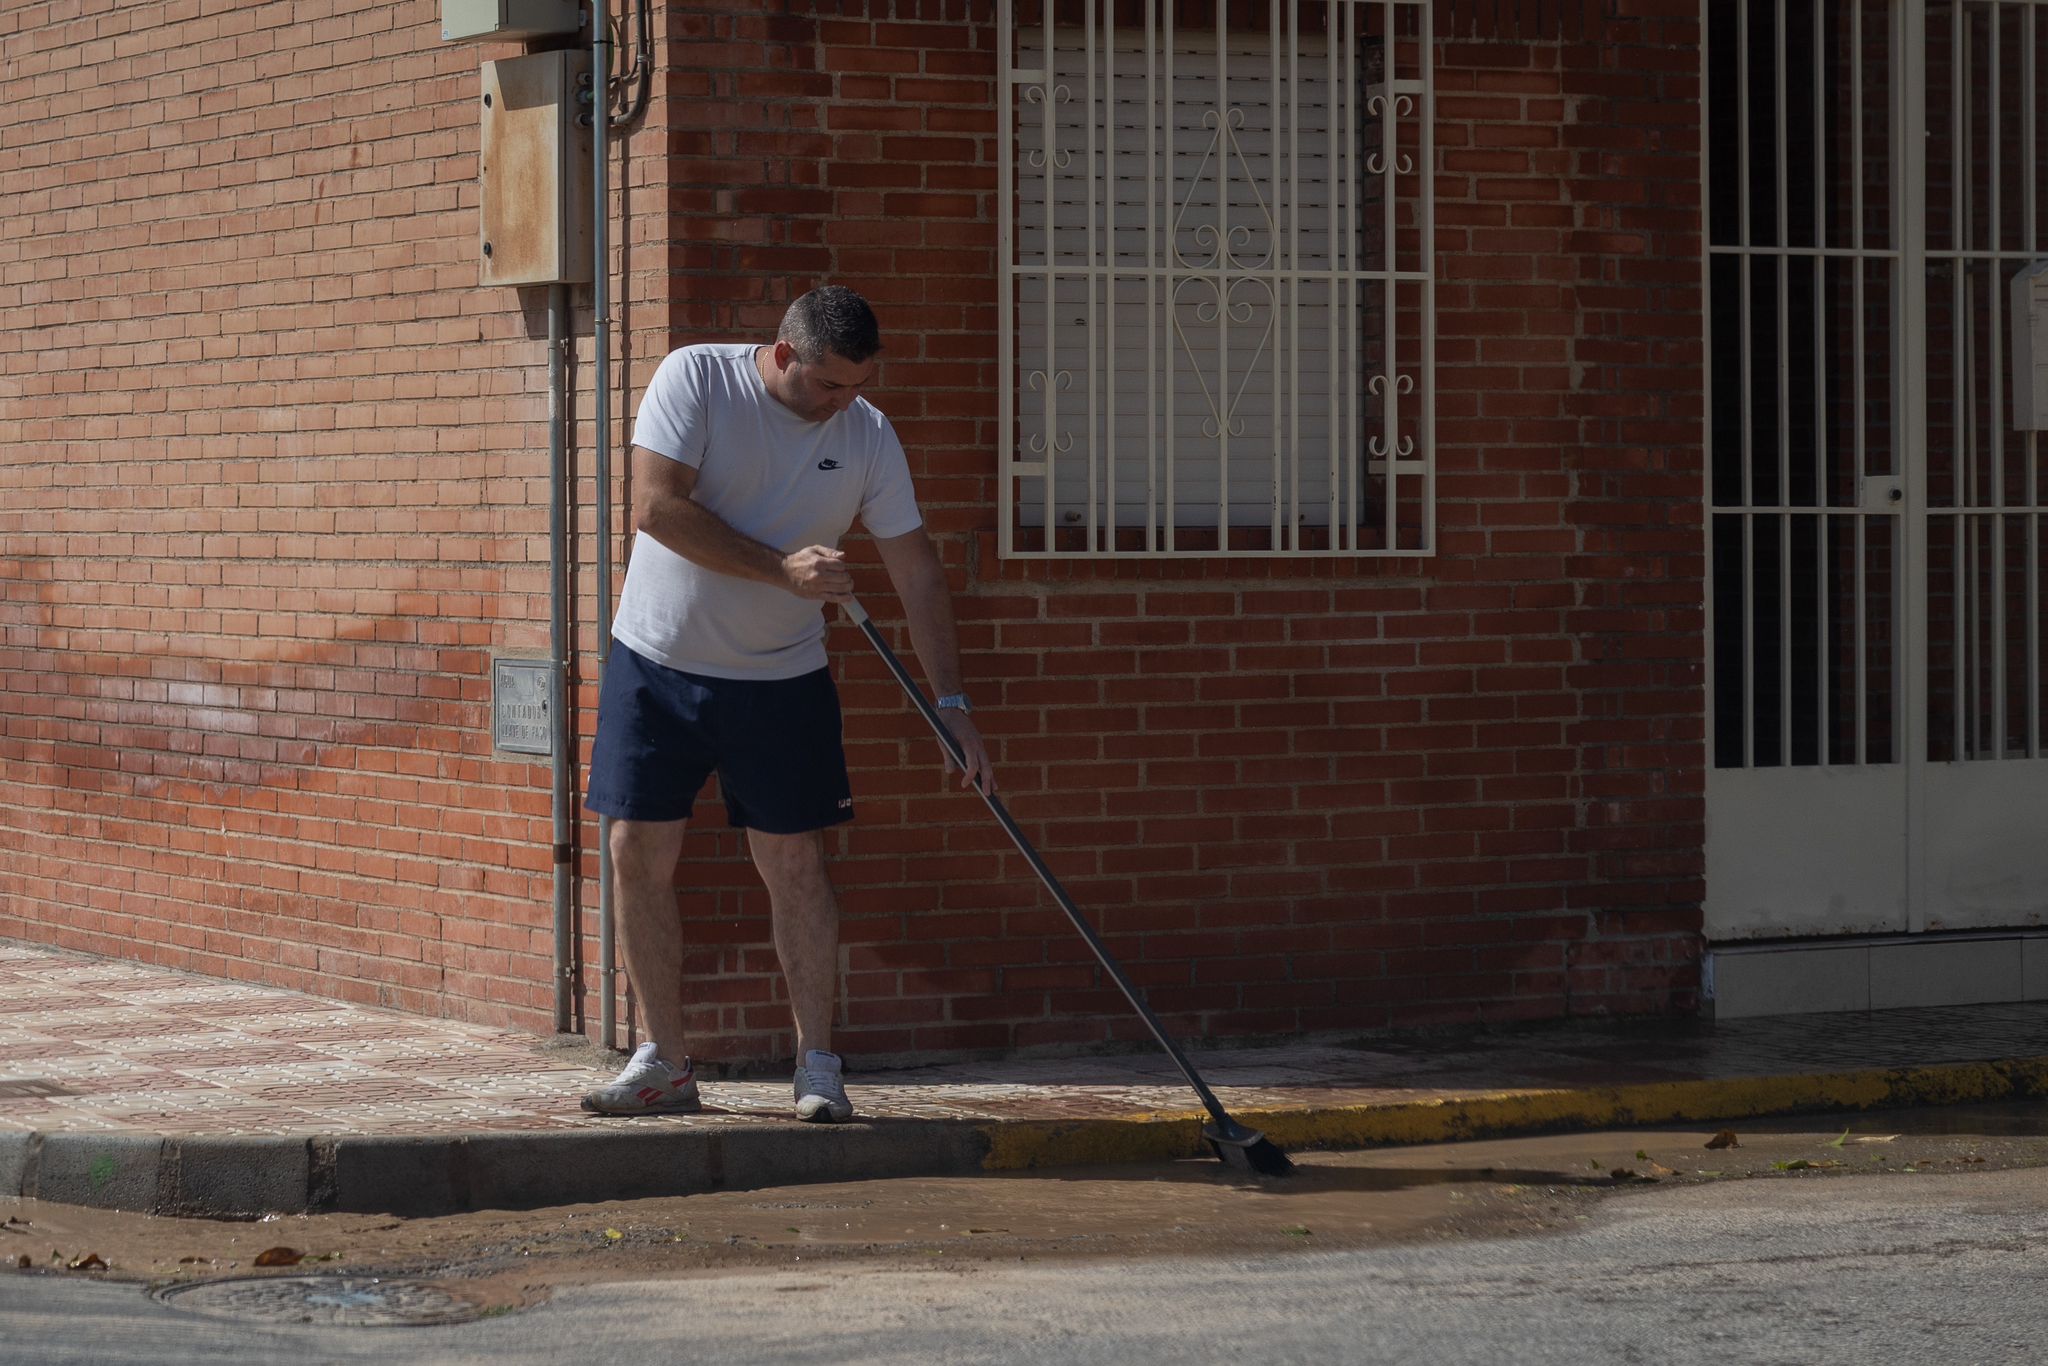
1000,4,1433,557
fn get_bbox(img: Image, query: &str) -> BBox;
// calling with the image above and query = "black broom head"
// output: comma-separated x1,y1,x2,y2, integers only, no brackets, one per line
1204,1121,1295,1177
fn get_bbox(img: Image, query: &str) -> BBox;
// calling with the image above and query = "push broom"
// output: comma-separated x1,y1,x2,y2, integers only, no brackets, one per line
844,599,1294,1177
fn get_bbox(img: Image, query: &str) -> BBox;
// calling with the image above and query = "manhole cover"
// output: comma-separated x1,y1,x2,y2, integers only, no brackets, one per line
153,1275,484,1326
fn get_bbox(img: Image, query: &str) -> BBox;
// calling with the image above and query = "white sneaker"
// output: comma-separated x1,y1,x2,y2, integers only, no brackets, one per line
581,1041,701,1115
793,1049,853,1123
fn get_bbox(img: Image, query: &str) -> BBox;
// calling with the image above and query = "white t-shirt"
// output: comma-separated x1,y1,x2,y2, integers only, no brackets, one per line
612,343,924,679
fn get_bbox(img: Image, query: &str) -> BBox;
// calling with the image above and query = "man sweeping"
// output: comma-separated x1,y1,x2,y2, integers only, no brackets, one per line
580,285,993,1122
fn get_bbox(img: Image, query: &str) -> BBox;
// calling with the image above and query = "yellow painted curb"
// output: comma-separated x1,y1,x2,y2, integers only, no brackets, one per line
974,1057,2048,1171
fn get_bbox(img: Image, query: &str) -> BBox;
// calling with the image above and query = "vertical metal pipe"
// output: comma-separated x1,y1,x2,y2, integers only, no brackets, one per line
593,7,618,1051
548,283,574,1034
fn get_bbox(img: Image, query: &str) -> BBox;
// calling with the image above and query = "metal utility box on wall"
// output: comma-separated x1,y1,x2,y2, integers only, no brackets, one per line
479,51,592,288
442,0,581,42
2012,260,2048,431
491,658,554,757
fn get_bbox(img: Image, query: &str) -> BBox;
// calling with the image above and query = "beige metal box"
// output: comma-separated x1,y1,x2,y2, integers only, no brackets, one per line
442,0,581,42
479,51,592,288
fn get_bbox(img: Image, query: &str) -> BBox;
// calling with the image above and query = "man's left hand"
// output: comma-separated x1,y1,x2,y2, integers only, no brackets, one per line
939,711,996,794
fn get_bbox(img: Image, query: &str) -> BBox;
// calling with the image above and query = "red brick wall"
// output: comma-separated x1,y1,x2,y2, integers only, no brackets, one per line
2,0,1706,1065
0,0,621,1028
633,0,1706,1061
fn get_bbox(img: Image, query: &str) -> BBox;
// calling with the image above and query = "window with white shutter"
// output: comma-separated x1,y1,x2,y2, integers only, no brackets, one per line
999,0,1435,558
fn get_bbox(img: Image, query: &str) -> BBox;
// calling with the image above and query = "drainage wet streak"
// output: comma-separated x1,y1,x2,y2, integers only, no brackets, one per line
154,1275,486,1326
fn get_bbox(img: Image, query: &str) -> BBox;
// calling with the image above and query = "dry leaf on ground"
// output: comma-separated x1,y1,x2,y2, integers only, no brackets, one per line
1705,1130,1741,1150
253,1247,303,1267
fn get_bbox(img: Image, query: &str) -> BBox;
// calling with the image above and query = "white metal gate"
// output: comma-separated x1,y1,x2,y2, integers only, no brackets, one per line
1706,0,2048,942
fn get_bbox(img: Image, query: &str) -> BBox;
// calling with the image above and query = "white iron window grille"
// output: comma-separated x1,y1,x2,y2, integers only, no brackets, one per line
998,0,1435,558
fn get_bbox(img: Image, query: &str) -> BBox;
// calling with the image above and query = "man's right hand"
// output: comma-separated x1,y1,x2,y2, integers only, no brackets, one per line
781,545,854,603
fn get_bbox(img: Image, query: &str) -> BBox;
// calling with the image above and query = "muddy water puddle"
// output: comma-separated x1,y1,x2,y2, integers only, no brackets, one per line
4,1155,1529,1303
11,1105,2048,1313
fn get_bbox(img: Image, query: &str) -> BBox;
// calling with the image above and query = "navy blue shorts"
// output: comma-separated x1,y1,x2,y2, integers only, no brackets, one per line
584,643,854,833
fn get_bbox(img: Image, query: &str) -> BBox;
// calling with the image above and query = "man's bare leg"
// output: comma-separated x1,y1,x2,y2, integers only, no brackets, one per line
747,828,840,1056
609,817,691,1060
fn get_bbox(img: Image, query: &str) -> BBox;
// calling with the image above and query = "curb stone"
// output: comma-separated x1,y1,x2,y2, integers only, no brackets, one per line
10,1058,2048,1216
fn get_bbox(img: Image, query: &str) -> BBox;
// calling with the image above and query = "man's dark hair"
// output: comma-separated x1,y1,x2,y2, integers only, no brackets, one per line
779,286,883,366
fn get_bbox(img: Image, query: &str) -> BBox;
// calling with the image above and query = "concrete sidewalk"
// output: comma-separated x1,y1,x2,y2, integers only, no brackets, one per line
7,938,2048,1217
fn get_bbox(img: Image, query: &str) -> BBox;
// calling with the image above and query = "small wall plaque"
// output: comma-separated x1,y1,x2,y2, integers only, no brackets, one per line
493,658,554,757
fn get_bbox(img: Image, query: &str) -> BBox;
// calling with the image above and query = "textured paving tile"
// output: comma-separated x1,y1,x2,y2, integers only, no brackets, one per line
10,938,2048,1140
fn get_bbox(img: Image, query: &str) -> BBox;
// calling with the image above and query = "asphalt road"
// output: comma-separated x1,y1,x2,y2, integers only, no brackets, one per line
9,1116,2048,1364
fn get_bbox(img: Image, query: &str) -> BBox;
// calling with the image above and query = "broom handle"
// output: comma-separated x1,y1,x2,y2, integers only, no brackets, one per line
843,598,1239,1133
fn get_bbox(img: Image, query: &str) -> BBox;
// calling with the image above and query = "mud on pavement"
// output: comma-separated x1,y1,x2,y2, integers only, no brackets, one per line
9,1104,2048,1315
